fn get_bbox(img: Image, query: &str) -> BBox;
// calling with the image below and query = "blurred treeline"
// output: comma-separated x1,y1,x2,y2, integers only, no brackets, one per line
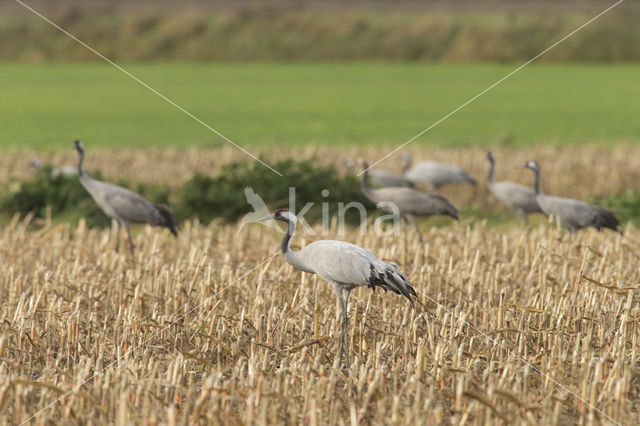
1,0,638,62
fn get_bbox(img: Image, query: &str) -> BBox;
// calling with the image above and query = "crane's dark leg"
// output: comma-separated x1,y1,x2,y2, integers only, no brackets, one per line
123,221,135,253
516,210,528,223
340,288,352,368
114,219,121,252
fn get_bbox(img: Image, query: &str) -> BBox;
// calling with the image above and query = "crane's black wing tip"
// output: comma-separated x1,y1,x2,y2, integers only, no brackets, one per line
594,208,621,235
153,204,179,237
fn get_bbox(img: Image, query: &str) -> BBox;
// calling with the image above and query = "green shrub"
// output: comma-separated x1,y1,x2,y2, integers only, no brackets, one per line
0,167,109,227
0,158,374,228
178,157,373,225
0,167,172,228
589,190,640,227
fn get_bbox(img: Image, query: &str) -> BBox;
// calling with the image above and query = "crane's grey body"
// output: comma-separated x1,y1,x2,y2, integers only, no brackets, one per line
361,162,458,240
343,158,413,188
524,160,621,234
284,239,412,296
74,140,178,252
486,151,542,219
402,152,476,189
262,209,415,368
369,169,415,188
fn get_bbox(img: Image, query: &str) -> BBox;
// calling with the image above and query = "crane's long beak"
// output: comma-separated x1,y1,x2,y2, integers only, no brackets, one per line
257,214,274,223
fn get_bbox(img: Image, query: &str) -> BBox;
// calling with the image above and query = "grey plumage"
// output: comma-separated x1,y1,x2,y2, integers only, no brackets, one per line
343,158,414,188
260,208,415,368
361,162,458,240
74,140,178,252
486,151,542,220
524,160,621,234
402,152,476,189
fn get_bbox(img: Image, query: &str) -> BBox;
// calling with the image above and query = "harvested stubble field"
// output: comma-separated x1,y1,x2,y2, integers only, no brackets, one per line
1,145,640,424
1,211,640,424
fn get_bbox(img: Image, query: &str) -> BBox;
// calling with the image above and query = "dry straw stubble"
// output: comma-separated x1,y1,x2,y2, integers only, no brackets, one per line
1,205,639,423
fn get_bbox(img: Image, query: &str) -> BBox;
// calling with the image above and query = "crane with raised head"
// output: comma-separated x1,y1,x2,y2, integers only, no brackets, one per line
486,151,542,220
524,160,621,234
361,161,458,240
74,140,178,252
259,208,416,368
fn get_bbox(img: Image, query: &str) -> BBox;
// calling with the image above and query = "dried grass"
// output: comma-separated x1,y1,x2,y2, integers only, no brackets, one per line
1,191,639,423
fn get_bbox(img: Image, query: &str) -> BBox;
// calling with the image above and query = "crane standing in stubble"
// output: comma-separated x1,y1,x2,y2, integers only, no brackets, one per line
259,208,416,368
74,140,178,252
524,160,621,234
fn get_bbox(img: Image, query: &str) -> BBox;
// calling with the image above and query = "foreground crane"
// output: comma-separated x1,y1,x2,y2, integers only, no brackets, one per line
259,208,416,368
524,160,621,234
74,140,178,252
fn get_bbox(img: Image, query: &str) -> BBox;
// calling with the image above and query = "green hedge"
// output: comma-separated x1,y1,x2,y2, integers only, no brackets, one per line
589,191,640,227
4,161,635,230
0,159,374,228
178,157,372,225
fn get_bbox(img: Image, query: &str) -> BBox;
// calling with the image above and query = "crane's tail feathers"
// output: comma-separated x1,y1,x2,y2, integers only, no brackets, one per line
154,204,179,237
369,262,416,307
467,175,477,186
432,195,459,220
594,208,622,234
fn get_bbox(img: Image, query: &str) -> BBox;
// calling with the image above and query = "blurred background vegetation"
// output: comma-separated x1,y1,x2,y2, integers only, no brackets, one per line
1,0,639,63
2,0,639,149
1,0,638,226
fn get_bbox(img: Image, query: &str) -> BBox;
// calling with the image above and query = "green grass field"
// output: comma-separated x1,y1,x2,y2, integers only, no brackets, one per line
1,63,639,150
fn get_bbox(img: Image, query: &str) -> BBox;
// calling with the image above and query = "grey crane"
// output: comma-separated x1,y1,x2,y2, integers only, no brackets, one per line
486,151,542,220
524,160,621,234
343,158,414,188
361,161,458,241
401,152,476,189
73,140,178,252
30,158,78,178
259,208,416,368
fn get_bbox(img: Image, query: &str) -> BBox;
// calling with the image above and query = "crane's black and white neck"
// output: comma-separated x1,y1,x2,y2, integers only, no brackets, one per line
261,208,313,273
74,140,86,177
524,160,541,195
486,151,495,184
